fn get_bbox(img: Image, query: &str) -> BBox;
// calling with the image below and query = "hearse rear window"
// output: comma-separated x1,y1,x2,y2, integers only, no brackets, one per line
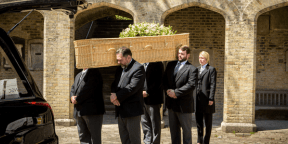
0,47,28,100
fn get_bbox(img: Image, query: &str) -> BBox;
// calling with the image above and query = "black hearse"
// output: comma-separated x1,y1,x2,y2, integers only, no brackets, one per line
0,1,78,143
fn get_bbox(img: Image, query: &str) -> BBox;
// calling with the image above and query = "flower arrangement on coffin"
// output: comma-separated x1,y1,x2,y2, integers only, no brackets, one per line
119,22,177,38
73,22,189,69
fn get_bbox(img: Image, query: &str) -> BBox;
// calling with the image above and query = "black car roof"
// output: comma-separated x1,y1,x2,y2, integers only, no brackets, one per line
0,0,78,15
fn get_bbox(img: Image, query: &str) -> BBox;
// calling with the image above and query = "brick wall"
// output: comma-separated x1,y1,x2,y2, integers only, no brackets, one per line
91,19,133,38
164,6,225,118
256,8,288,90
223,22,256,127
41,10,75,120
0,11,44,94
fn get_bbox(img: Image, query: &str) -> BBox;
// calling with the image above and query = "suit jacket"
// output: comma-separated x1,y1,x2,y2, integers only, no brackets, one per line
70,68,105,119
143,62,164,105
196,64,217,113
111,59,145,118
163,61,198,113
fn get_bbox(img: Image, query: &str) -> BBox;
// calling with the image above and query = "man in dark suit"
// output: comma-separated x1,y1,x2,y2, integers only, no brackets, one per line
195,51,217,144
163,45,198,144
110,46,145,144
70,68,105,144
141,62,164,144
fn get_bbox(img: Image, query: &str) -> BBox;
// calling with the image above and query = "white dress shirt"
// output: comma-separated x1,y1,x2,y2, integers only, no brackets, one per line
177,60,188,71
80,68,88,80
200,63,208,74
143,62,149,71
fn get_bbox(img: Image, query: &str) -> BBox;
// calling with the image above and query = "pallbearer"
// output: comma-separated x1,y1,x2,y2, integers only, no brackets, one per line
110,46,145,144
141,62,164,144
163,45,198,144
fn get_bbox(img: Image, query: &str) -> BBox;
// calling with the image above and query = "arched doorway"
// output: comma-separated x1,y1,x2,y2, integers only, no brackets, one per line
163,6,225,119
75,6,133,112
255,6,288,121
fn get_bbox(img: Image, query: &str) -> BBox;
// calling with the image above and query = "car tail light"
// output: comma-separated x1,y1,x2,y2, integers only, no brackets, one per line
25,102,54,115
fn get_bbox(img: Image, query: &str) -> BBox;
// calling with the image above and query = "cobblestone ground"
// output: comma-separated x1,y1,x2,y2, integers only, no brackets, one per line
56,113,288,144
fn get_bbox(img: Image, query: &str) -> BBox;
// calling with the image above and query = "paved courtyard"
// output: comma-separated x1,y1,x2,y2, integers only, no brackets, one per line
56,113,288,144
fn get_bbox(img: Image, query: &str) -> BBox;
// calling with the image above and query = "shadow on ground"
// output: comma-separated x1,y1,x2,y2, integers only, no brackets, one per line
255,120,288,131
103,111,288,132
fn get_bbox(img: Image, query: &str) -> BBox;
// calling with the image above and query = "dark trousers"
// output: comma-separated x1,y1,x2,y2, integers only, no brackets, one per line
76,114,103,144
168,109,192,144
118,115,141,144
141,104,161,144
195,112,213,144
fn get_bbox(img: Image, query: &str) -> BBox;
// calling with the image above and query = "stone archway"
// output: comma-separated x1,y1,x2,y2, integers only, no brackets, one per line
75,7,133,40
163,6,226,120
254,5,288,122
214,0,288,133
75,2,134,30
161,2,230,25
74,5,134,112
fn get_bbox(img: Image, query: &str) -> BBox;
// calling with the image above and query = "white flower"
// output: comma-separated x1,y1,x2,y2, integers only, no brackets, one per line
119,22,176,38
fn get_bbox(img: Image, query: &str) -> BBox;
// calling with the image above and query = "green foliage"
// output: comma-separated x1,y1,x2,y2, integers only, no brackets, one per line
233,130,236,134
115,15,132,20
250,132,255,134
119,22,177,38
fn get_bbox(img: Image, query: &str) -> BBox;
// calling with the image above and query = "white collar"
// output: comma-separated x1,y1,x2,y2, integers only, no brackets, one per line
201,63,208,69
82,68,88,73
178,60,187,65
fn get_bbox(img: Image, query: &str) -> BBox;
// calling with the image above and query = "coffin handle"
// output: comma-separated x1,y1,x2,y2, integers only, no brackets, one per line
176,43,182,49
144,45,152,50
107,48,116,52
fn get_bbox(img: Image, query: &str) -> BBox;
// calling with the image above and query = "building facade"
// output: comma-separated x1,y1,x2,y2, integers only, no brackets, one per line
1,0,288,133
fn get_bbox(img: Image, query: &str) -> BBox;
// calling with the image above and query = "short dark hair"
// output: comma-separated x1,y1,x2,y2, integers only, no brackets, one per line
116,46,132,57
179,45,190,54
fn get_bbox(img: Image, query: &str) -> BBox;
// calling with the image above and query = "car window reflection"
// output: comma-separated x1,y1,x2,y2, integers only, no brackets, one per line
6,117,33,134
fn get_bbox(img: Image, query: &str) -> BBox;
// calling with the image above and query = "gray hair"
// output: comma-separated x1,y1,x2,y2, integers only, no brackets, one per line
116,46,132,57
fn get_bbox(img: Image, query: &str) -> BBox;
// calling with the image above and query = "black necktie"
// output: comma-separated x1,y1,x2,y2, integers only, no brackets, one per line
78,71,86,85
77,73,83,85
144,63,148,71
143,63,147,89
174,62,181,76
